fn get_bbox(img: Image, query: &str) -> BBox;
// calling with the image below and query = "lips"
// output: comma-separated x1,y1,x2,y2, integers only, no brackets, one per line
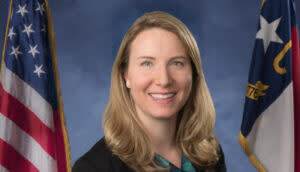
148,92,176,104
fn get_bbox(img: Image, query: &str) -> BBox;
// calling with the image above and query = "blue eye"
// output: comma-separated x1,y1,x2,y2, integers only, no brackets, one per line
173,61,184,66
141,61,152,67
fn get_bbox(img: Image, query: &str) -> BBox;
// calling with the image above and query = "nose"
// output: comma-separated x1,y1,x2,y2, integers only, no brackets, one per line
155,65,172,87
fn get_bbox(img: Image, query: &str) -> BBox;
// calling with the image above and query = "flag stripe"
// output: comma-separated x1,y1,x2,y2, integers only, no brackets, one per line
0,114,57,172
1,63,55,131
53,110,68,172
0,139,39,172
245,83,294,172
291,26,300,172
0,84,56,158
0,165,10,172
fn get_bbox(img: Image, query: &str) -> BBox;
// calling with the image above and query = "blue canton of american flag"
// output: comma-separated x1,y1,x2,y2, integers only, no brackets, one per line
5,0,57,106
0,0,70,172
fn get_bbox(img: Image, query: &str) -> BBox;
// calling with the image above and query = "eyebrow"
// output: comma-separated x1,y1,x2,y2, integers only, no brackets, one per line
137,56,187,61
137,56,156,60
169,56,187,61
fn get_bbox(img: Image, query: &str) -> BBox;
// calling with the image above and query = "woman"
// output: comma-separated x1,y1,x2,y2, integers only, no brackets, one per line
73,11,226,172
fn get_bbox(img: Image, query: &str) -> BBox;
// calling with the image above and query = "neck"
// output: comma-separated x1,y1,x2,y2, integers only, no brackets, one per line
136,109,182,168
145,116,177,152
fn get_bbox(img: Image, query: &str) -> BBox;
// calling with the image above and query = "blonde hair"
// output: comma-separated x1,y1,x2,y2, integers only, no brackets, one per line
103,11,220,172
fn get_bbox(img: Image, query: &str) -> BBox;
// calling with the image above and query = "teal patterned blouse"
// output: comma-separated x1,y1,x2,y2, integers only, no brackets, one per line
155,153,197,172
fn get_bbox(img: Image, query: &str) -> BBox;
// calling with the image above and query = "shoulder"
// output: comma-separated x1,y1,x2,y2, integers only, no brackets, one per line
194,143,227,172
72,137,133,172
213,143,227,172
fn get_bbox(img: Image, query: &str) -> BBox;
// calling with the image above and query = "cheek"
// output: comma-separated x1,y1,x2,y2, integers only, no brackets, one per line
128,72,152,92
177,73,193,97
184,77,193,94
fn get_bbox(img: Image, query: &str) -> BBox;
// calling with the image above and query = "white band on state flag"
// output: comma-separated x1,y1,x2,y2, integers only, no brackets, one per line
0,113,57,172
246,82,294,172
1,63,54,131
0,165,10,172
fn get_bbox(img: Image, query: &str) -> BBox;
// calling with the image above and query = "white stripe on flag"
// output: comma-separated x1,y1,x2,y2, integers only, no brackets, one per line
246,82,294,172
0,113,57,172
1,63,55,131
0,165,10,172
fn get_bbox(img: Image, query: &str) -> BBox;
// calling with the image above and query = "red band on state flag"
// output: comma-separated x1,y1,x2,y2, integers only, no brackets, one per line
53,110,68,172
0,139,39,172
292,26,300,172
0,84,56,158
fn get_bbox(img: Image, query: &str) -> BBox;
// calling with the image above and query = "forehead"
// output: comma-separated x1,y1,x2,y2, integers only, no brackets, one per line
129,28,187,60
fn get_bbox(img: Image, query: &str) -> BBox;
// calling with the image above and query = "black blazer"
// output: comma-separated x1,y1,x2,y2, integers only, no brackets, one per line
72,138,226,172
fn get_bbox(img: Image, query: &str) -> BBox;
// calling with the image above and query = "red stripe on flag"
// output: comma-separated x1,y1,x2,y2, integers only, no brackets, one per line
292,26,300,172
53,110,68,172
0,139,39,172
0,84,56,158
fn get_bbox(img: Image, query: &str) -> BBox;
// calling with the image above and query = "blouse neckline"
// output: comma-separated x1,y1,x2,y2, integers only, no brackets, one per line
155,153,197,172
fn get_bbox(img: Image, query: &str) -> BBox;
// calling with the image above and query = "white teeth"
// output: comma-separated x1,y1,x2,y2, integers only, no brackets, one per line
150,93,175,99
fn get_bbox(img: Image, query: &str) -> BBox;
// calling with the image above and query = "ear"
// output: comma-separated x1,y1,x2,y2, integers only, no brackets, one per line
124,71,131,88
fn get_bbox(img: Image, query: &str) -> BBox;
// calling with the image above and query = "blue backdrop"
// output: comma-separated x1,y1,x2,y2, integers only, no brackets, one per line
1,0,300,171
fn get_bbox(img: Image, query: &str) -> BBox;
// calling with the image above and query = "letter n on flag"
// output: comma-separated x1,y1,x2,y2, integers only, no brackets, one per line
0,0,71,172
239,0,300,171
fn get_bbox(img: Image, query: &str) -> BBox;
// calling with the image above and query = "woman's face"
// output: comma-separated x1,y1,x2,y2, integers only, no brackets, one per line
124,28,193,121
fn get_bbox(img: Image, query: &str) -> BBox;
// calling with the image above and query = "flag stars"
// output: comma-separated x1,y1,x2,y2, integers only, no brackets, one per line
22,24,35,38
256,15,283,53
16,4,29,17
36,2,45,15
8,27,16,40
34,64,46,78
28,45,40,58
10,45,23,59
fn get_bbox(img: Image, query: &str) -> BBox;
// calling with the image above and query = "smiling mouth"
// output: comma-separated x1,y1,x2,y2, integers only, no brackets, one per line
149,93,176,99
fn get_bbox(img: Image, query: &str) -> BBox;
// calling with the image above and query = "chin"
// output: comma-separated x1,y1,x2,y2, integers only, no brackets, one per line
150,111,178,120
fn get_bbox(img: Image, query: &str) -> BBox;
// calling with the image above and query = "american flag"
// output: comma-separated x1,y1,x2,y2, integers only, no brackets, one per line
239,0,300,171
0,0,71,172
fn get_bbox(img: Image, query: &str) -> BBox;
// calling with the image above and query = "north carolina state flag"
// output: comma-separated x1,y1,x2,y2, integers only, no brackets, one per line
239,0,300,171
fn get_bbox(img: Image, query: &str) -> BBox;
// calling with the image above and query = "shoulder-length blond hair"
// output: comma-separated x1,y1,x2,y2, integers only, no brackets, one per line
103,11,220,172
